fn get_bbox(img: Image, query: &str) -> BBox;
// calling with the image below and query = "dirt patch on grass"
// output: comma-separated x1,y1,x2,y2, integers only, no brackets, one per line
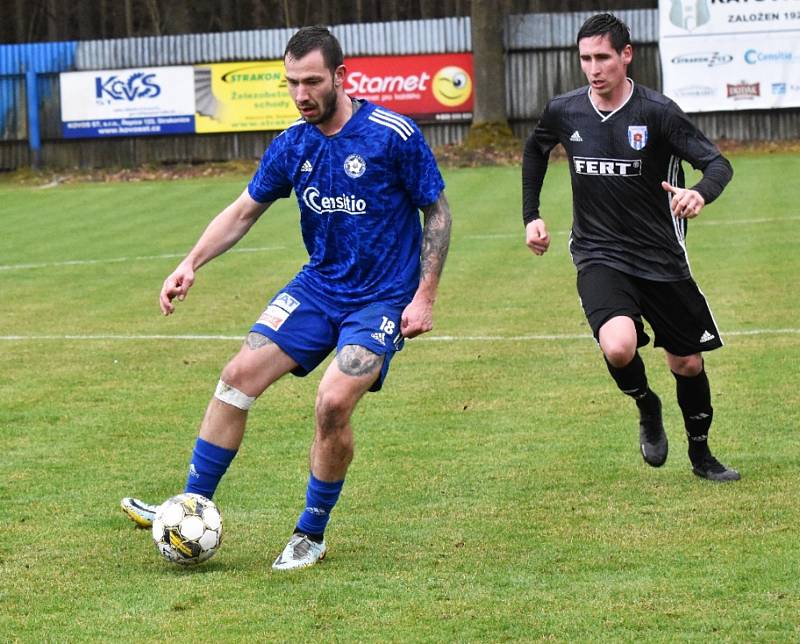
1,139,798,185
435,137,800,168
0,159,257,187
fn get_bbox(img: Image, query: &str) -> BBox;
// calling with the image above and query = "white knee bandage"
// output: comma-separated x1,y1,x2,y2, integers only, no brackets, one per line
214,379,256,411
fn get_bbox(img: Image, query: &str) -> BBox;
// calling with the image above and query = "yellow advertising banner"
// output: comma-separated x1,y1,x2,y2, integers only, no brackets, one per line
194,61,299,133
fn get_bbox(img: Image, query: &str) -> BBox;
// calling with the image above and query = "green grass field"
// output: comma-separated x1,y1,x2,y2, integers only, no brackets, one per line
1,153,798,641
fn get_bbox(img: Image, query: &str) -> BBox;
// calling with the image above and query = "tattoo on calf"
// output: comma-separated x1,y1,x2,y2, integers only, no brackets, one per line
337,345,383,377
245,332,274,350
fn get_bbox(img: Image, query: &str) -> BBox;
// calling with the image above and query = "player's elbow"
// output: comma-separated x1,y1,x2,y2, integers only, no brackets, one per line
724,157,734,181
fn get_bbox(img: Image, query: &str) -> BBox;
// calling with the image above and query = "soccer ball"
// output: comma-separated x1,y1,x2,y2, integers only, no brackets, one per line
151,493,223,565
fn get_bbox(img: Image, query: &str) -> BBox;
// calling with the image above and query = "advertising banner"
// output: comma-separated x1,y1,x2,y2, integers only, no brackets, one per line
345,53,474,122
659,0,800,112
59,53,474,139
60,66,195,138
194,53,474,133
194,61,299,133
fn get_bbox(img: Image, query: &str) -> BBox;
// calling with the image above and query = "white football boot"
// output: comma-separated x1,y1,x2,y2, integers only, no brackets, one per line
120,497,159,528
272,533,327,571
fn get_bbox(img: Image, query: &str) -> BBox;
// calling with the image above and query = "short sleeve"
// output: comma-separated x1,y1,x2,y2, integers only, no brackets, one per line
396,124,445,208
247,133,293,203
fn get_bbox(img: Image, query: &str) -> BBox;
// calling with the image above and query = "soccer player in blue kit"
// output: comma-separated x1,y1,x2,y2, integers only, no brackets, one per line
121,26,452,570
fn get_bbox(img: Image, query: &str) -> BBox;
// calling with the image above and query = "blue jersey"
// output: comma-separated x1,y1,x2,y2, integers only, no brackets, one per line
248,100,445,307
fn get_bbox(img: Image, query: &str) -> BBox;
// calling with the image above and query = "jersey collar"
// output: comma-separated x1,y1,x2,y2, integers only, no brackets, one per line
587,78,635,123
310,98,370,140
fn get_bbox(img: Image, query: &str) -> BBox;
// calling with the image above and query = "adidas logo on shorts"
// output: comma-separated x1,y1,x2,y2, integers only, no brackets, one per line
700,330,716,343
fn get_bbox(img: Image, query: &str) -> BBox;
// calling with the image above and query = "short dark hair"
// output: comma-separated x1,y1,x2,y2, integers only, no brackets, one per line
576,13,631,53
284,26,344,74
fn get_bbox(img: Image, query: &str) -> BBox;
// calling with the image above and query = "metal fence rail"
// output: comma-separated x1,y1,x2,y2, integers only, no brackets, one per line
1,10,797,170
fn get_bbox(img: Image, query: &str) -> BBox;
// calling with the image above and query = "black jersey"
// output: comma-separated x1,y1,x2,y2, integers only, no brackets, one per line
523,81,732,281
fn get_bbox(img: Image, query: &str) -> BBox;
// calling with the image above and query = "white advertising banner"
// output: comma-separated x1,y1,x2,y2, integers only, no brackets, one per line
59,66,196,138
659,0,800,112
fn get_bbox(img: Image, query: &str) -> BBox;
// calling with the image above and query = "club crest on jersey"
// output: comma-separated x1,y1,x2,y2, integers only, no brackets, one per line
343,154,366,178
627,125,648,150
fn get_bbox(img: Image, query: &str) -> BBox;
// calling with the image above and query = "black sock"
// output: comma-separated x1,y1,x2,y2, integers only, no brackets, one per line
294,526,324,543
605,352,660,415
673,367,713,464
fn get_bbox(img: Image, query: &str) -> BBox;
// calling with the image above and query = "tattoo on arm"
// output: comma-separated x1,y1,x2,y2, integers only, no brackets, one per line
336,345,384,377
245,332,274,350
419,192,452,282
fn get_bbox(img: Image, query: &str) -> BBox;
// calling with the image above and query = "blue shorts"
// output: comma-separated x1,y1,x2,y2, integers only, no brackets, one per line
250,281,406,392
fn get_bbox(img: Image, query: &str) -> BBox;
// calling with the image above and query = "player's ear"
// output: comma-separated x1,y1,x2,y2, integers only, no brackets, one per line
622,44,633,65
334,64,346,87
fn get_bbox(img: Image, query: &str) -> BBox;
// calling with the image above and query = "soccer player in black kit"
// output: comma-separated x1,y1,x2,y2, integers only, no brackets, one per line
522,13,739,481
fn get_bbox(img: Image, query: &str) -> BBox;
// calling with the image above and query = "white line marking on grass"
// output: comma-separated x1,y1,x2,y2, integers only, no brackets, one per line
0,246,286,272
1,329,798,342
694,215,800,227
465,216,800,240
423,333,592,341
421,329,800,341
4,217,794,270
723,328,800,336
0,334,243,341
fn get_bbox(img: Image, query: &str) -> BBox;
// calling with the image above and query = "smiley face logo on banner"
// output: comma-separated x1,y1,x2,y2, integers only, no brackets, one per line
432,66,472,107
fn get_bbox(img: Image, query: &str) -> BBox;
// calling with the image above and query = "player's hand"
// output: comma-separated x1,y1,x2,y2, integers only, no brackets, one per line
400,295,434,339
525,219,551,256
159,263,195,315
662,182,705,219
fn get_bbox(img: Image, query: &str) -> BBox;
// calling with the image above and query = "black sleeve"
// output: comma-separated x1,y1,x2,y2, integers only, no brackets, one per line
521,103,560,226
522,133,550,225
662,100,733,204
690,154,733,204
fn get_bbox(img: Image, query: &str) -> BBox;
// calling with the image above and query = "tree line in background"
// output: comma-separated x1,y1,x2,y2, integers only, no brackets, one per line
3,0,655,44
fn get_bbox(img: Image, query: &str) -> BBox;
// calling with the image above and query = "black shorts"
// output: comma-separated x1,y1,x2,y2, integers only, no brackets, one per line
576,263,723,356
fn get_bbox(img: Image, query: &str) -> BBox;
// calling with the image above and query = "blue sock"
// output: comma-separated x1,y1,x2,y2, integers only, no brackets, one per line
184,437,237,500
295,473,344,538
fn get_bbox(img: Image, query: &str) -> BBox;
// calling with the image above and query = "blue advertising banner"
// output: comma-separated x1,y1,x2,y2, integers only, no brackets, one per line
59,66,196,138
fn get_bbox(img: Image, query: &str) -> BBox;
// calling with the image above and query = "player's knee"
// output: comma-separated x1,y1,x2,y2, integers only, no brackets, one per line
668,353,703,377
216,359,262,409
214,379,256,411
603,342,636,368
219,359,251,391
315,388,354,430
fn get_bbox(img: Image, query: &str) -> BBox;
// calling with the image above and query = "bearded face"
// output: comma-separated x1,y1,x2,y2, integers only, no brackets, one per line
285,50,342,127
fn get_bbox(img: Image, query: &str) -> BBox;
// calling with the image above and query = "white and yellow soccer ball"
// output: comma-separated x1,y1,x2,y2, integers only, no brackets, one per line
151,493,223,565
